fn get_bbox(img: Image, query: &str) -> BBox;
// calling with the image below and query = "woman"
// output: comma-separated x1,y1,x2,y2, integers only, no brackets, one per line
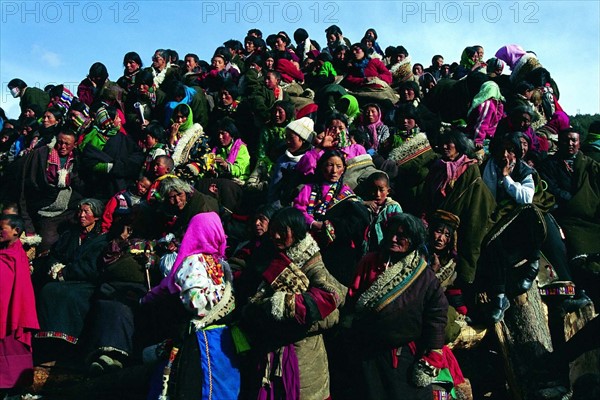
117,51,143,97
211,117,251,183
242,207,346,400
79,105,144,201
453,47,483,80
256,100,296,174
345,213,448,399
34,199,108,358
167,104,210,170
466,80,505,150
294,150,370,285
343,43,392,91
359,103,390,153
145,212,241,399
295,112,366,177
423,130,496,297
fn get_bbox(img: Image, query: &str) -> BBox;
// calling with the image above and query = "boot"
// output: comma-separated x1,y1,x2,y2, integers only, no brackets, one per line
515,260,540,294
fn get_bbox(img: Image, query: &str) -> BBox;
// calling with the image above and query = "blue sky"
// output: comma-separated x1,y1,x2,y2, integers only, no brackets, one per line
1,0,599,118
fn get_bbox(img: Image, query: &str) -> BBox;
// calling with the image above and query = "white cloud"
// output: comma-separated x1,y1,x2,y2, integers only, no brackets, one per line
31,44,63,68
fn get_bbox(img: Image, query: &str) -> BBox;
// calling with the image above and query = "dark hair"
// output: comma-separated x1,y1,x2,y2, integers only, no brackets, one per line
254,203,280,221
89,62,109,81
412,63,424,74
215,117,240,139
365,28,378,40
166,49,179,63
144,121,166,142
515,81,535,94
136,69,154,86
366,171,389,186
325,111,349,129
384,213,427,254
213,47,231,63
270,206,307,242
221,81,239,100
265,69,282,83
349,129,369,148
396,46,409,57
123,51,143,68
272,100,295,125
184,53,199,64
224,39,243,52
7,78,27,90
325,25,342,36
490,131,523,162
276,33,290,45
351,42,369,58
245,53,263,69
394,103,420,126
247,28,263,38
244,36,261,48
316,149,347,181
439,130,474,157
173,103,191,119
45,106,64,122
432,55,443,65
0,214,25,235
266,34,278,49
293,28,309,44
398,80,421,98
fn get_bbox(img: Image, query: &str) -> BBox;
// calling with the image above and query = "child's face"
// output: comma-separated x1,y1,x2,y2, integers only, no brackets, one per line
144,134,157,149
371,178,389,206
0,220,19,244
135,178,152,196
431,225,451,251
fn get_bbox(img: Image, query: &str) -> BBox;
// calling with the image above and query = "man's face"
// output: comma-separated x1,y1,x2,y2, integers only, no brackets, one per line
55,133,76,157
559,131,580,157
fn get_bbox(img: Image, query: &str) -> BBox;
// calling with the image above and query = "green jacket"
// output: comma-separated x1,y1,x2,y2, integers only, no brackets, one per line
215,140,251,181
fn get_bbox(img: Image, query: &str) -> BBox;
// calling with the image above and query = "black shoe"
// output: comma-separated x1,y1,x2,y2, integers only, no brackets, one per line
515,260,540,294
489,296,510,324
561,290,593,314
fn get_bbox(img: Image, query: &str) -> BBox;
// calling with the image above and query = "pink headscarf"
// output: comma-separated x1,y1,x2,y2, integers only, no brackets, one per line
495,45,526,69
364,104,384,150
143,212,226,303
545,111,570,133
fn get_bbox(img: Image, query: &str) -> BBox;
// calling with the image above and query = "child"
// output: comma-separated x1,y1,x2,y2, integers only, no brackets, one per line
141,121,168,173
0,214,39,393
101,174,152,233
361,172,402,251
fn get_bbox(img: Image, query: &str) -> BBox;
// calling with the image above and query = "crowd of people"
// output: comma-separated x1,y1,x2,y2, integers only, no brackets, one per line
1,24,600,400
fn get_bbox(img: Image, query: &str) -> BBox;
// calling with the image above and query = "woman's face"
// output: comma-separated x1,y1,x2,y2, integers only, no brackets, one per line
413,65,424,75
220,90,234,106
400,116,416,132
328,119,347,135
494,142,518,167
321,155,345,183
42,111,58,128
365,106,379,124
265,73,279,90
431,225,451,252
253,215,269,237
173,111,188,125
265,57,275,69
125,59,140,74
212,56,225,71
219,130,233,147
270,226,294,250
519,137,529,158
442,141,459,161
78,204,98,230
286,130,304,153
388,225,411,254
352,46,365,61
400,87,416,102
274,106,287,125
274,37,287,51
167,190,187,211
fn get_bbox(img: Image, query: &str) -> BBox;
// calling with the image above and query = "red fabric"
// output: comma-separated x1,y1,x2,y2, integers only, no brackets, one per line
296,103,318,120
0,240,39,347
364,58,392,84
100,193,119,233
293,287,339,325
262,252,293,284
276,59,305,83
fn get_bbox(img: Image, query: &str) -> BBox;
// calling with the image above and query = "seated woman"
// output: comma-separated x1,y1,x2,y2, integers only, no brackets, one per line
144,212,241,399
34,199,108,359
116,51,143,98
422,130,496,311
358,103,390,153
294,150,370,285
344,213,448,400
211,117,251,184
166,104,210,171
241,207,346,400
295,112,366,178
342,43,392,92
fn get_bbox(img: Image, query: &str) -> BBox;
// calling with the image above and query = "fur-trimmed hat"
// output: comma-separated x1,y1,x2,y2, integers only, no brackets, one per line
286,117,315,142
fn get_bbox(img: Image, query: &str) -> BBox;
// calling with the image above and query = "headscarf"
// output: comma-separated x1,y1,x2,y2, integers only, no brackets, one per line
459,47,477,69
468,81,505,116
171,104,194,133
495,45,526,70
364,103,384,149
94,106,119,135
336,94,360,123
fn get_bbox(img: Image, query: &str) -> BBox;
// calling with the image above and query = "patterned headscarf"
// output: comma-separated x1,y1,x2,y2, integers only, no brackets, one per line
94,106,118,135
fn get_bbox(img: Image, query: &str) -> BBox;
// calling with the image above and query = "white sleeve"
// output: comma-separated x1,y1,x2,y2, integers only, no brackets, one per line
502,174,535,204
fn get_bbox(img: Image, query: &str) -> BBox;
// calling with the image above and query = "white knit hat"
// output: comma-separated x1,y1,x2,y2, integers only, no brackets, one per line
286,117,315,142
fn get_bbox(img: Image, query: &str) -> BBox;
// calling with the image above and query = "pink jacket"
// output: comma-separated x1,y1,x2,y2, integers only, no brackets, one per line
467,99,504,145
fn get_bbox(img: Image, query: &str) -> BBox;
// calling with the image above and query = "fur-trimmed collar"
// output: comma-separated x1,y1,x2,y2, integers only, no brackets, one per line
285,234,320,267
511,53,539,83
171,123,204,166
388,131,432,165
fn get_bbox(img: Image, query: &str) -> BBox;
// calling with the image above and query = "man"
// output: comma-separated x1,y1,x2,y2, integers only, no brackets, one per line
19,129,84,252
424,55,444,81
7,78,49,118
539,128,600,296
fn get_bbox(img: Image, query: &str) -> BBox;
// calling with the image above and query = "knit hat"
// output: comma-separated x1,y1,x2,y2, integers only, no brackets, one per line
286,117,315,142
429,209,460,231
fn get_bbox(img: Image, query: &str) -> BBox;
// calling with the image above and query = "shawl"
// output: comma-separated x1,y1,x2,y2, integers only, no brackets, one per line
495,44,526,69
213,138,246,164
352,58,370,77
432,154,478,197
459,48,476,69
356,250,428,313
52,87,75,115
468,81,505,116
388,131,432,166
0,240,39,347
46,147,74,188
145,212,226,301
94,106,119,136
171,123,205,167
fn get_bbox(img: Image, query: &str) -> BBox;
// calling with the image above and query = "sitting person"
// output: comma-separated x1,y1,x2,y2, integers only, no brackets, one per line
100,174,152,233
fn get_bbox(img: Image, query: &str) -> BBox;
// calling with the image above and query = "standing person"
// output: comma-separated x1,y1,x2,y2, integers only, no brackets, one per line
241,207,346,400
7,78,49,118
0,214,39,395
344,213,448,399
116,51,143,98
